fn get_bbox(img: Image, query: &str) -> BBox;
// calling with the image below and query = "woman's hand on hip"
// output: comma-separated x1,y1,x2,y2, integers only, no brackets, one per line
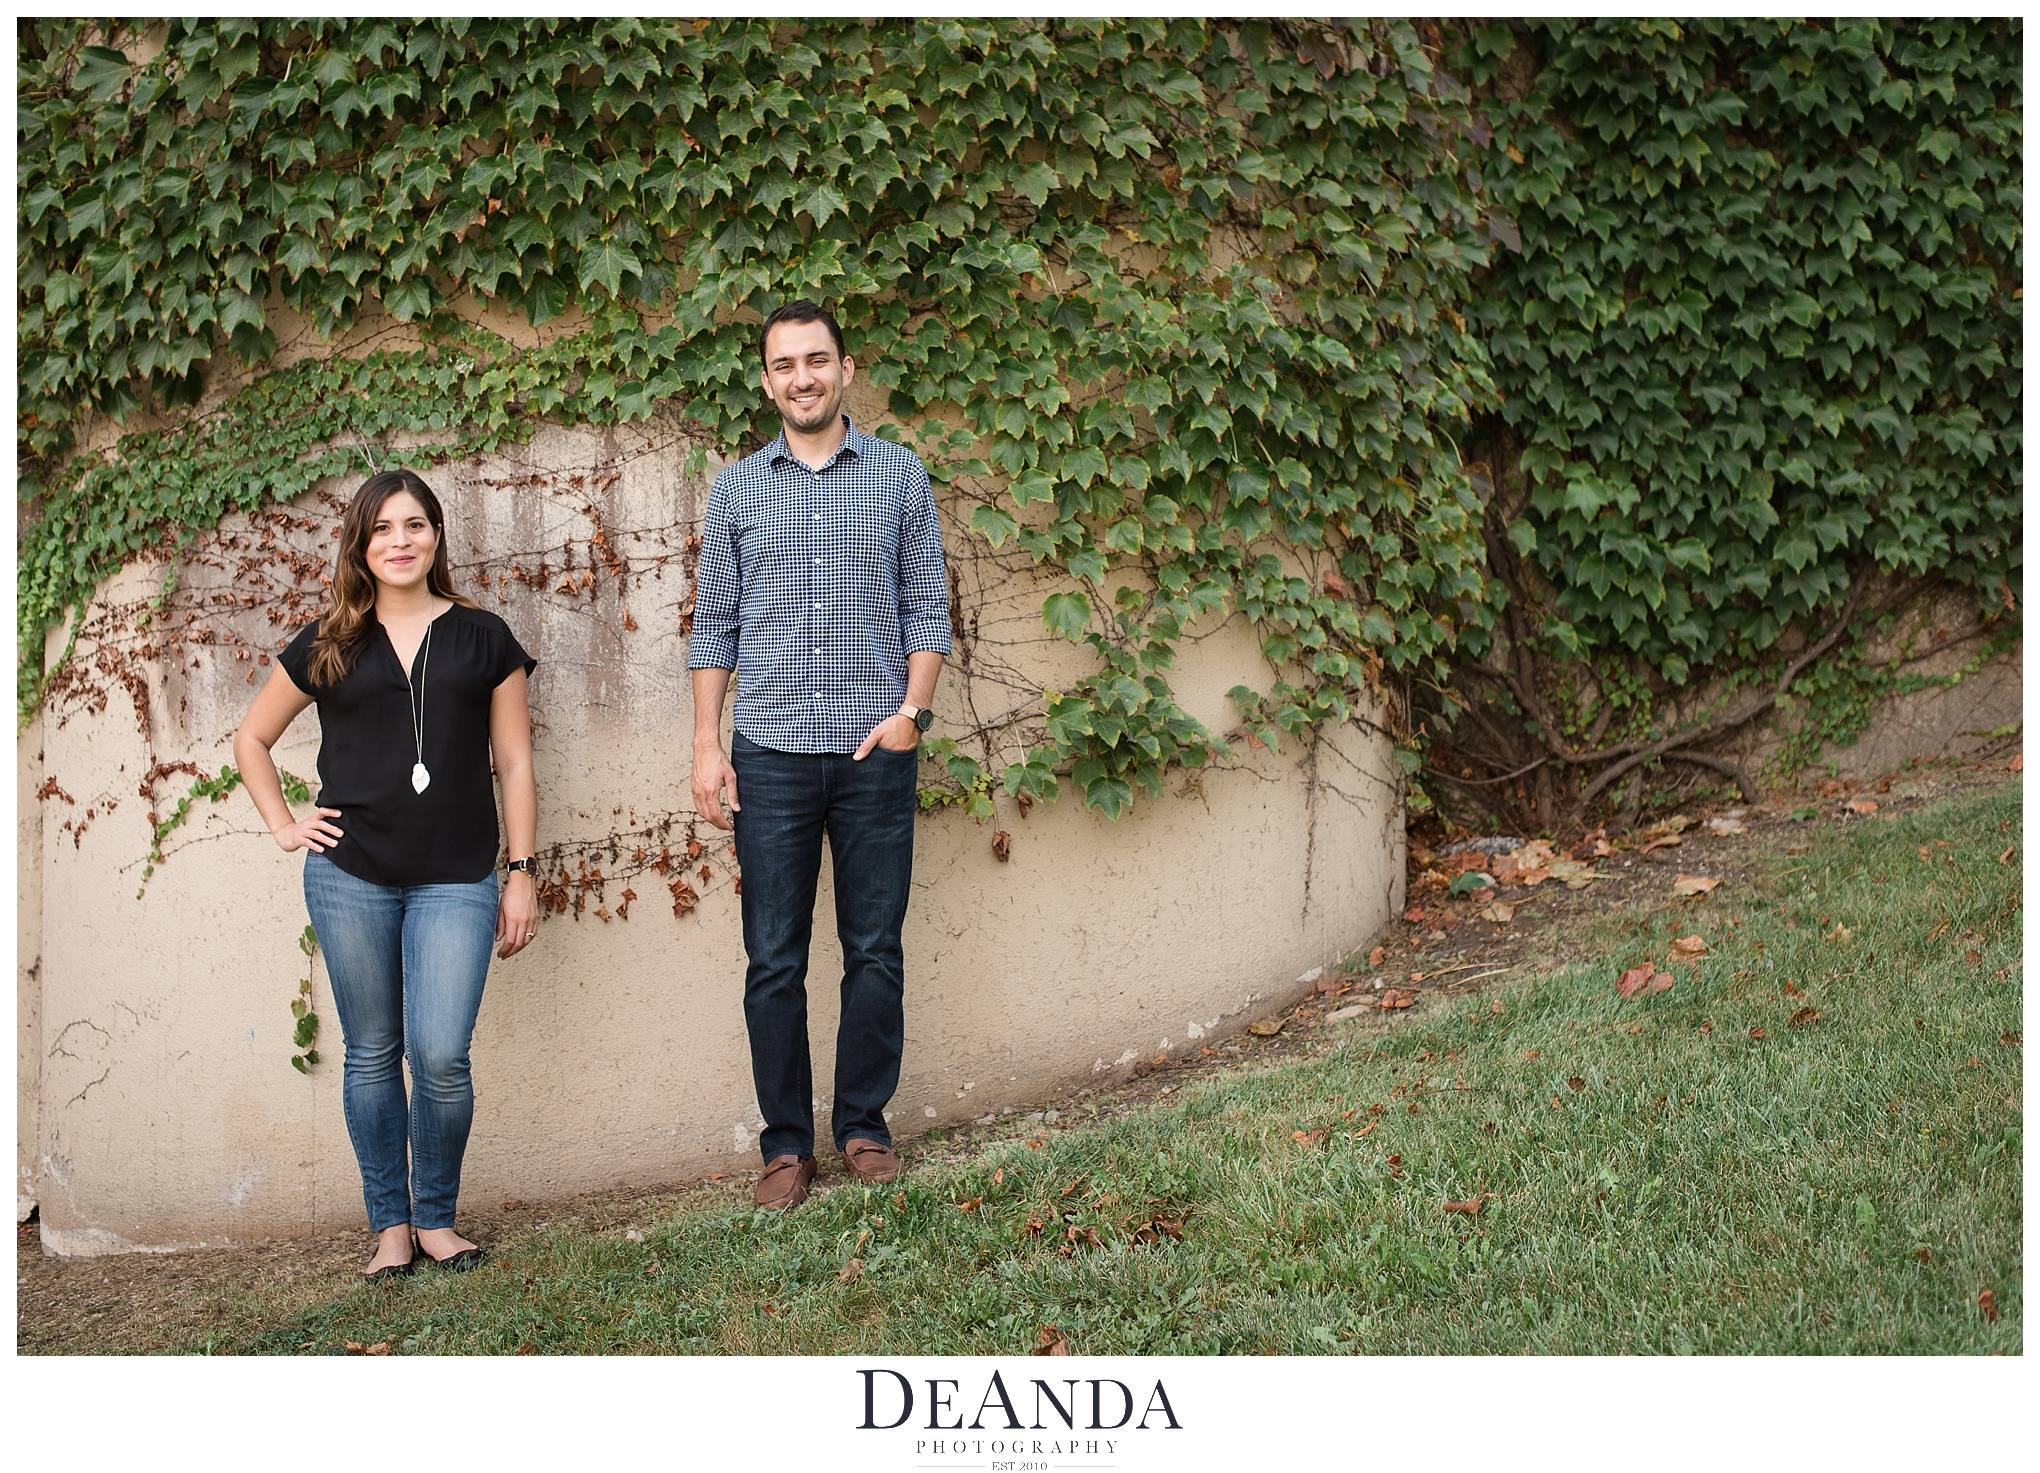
497,870,540,959
273,808,344,853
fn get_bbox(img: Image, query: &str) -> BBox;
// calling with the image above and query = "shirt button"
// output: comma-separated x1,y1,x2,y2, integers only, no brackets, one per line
813,692,822,700
813,513,822,521
813,556,821,564
813,602,822,610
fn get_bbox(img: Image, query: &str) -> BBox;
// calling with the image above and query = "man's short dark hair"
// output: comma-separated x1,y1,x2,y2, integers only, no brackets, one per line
758,300,845,365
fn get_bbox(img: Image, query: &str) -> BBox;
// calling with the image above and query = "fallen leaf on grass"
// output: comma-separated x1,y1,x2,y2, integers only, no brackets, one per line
1442,1197,1487,1216
1848,799,1880,815
1351,1121,1378,1140
839,1258,864,1283
1914,1247,1933,1264
1523,1050,1540,1059
1673,875,1722,897
1999,846,2015,865
1979,1289,1999,1324
500,1199,526,1212
1651,972,1674,992
1789,1007,1822,1029
2009,755,2023,772
1568,1076,1586,1091
1616,962,1656,999
1404,905,1426,922
1671,934,1708,959
1378,989,1416,1010
1640,834,1683,855
345,1340,391,1356
1966,949,1982,965
1247,1017,1285,1037
1131,1209,1190,1244
1033,1326,1070,1356
1385,1154,1403,1176
1479,901,1518,922
1705,816,1746,835
1292,1128,1329,1146
956,1196,981,1212
1748,1026,1767,1040
1060,1175,1088,1198
1782,979,1802,997
1367,945,1385,966
2001,1031,2021,1047
1699,1022,1714,1035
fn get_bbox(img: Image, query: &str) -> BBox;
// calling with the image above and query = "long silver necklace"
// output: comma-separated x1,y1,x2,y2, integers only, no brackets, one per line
404,620,434,794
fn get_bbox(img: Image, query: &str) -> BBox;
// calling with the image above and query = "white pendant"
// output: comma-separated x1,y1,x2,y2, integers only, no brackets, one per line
411,762,431,794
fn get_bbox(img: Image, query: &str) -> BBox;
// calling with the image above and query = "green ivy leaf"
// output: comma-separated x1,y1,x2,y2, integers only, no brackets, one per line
1042,591,1092,641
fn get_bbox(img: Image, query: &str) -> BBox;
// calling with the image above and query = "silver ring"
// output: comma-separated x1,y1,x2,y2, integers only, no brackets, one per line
523,932,535,938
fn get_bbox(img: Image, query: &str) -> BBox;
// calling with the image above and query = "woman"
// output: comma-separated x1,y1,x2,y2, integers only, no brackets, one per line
235,469,539,1279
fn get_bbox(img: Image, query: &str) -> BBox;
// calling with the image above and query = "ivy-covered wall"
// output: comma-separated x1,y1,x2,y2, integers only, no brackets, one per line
17,17,2022,829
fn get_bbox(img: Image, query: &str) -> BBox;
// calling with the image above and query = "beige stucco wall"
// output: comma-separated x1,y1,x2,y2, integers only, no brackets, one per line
21,409,1405,1254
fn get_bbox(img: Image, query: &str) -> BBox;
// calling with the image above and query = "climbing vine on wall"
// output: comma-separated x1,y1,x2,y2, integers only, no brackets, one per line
1421,17,2021,827
20,17,1503,818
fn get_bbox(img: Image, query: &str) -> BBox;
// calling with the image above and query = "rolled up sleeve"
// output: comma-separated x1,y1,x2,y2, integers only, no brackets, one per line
897,463,953,656
685,476,741,670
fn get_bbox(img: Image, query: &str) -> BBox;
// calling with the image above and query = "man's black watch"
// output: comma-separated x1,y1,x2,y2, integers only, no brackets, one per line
900,704,934,733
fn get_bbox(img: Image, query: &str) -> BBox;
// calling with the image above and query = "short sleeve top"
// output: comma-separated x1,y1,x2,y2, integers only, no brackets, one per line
277,603,535,887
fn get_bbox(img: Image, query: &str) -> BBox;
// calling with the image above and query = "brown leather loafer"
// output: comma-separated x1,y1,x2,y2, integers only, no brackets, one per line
754,1153,817,1210
842,1138,902,1184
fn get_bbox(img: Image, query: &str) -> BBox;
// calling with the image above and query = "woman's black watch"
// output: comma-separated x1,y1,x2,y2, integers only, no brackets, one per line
506,857,536,875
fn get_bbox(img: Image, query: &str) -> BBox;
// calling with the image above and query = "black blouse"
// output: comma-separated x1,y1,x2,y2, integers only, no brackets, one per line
278,604,535,887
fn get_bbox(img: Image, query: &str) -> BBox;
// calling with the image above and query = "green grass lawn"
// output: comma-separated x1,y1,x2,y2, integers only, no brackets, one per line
232,787,2022,1355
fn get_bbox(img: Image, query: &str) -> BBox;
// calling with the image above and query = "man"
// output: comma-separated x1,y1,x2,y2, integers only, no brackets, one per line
688,300,952,1210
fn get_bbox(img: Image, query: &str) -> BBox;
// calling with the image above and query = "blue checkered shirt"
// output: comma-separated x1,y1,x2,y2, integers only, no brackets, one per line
687,418,952,753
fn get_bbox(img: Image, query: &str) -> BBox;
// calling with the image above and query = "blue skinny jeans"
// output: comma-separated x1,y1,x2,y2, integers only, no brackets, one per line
302,852,497,1232
731,729,919,1162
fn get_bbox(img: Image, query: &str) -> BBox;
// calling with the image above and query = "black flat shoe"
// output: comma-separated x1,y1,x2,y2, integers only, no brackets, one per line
360,1255,416,1282
419,1244,485,1272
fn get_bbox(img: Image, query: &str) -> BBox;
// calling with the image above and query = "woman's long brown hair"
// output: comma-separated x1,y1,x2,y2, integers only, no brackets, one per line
306,470,475,688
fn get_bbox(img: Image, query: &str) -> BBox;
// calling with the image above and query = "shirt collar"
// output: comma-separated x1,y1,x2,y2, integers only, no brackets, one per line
768,415,866,471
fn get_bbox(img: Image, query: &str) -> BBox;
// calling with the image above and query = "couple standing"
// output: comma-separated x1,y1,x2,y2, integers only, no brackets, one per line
235,301,950,1277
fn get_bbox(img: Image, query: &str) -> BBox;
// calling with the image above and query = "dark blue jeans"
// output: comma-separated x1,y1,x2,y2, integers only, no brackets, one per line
731,729,919,1162
302,852,497,1232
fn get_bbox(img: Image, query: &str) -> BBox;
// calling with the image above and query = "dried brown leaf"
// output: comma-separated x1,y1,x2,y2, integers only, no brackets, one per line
839,1257,864,1282
1673,874,1722,897
1616,961,1655,999
1788,1006,1822,1029
1979,1288,1999,1323
1247,1017,1285,1037
1032,1326,1069,1356
1670,934,1707,959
